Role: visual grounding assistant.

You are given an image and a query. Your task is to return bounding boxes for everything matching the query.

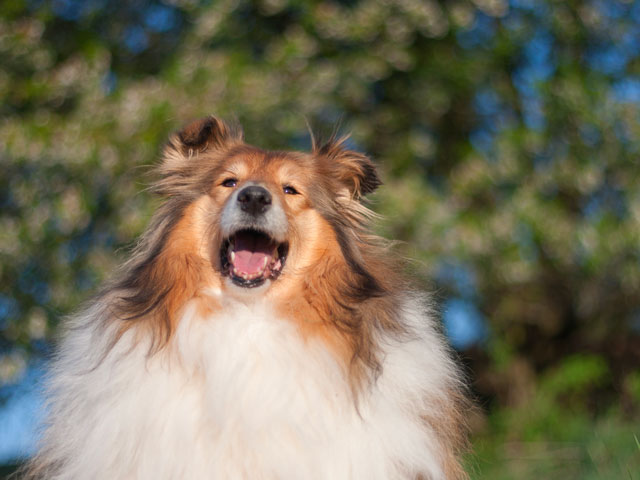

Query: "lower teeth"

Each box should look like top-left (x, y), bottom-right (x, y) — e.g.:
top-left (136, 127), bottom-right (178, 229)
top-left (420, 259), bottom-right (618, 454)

top-left (224, 240), bottom-right (284, 282)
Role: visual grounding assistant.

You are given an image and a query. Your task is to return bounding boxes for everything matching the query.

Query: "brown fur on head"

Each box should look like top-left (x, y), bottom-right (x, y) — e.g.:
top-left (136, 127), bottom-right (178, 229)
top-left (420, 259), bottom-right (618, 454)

top-left (105, 116), bottom-right (404, 385)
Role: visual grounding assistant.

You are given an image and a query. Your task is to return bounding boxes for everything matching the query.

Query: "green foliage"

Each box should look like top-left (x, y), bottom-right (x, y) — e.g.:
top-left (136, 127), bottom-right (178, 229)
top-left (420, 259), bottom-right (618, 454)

top-left (628, 372), bottom-right (640, 405)
top-left (543, 354), bottom-right (608, 398)
top-left (1, 0), bottom-right (639, 474)
top-left (470, 411), bottom-right (640, 480)
top-left (469, 356), bottom-right (637, 479)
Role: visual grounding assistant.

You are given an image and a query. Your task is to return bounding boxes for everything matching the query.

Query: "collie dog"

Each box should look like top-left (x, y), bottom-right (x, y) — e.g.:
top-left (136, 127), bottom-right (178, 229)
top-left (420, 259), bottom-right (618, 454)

top-left (27, 117), bottom-right (468, 479)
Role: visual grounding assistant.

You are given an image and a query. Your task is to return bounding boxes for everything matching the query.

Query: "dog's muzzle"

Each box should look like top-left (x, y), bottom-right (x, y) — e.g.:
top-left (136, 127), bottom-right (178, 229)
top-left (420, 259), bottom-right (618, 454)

top-left (219, 184), bottom-right (289, 288)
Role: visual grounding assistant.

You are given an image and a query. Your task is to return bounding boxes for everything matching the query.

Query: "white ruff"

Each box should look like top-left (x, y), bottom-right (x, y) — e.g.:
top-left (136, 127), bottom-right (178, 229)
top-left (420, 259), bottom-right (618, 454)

top-left (35, 294), bottom-right (459, 479)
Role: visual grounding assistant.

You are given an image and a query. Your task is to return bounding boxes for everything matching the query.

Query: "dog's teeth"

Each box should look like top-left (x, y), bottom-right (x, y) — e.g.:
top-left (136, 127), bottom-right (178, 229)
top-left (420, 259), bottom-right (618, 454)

top-left (230, 251), bottom-right (235, 262)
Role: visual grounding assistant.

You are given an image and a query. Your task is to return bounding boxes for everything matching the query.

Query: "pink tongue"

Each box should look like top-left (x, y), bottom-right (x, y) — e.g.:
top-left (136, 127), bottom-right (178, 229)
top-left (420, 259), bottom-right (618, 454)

top-left (233, 251), bottom-right (269, 275)
top-left (232, 232), bottom-right (274, 275)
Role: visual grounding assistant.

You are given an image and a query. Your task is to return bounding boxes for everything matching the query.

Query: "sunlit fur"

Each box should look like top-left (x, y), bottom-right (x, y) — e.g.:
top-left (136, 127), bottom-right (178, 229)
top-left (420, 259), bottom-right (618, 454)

top-left (25, 117), bottom-right (469, 479)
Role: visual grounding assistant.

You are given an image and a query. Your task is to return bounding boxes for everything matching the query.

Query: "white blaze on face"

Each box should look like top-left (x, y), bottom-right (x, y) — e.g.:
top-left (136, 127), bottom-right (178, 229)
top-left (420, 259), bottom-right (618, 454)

top-left (220, 184), bottom-right (288, 243)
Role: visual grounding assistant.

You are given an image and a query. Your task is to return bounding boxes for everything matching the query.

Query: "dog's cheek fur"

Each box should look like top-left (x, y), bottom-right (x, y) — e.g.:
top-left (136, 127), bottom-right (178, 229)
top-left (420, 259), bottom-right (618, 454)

top-left (108, 197), bottom-right (223, 353)
top-left (268, 199), bottom-right (397, 393)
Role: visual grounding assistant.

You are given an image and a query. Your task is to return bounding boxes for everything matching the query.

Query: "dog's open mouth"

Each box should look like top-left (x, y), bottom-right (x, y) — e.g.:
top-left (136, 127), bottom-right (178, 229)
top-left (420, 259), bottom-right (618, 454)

top-left (220, 229), bottom-right (288, 288)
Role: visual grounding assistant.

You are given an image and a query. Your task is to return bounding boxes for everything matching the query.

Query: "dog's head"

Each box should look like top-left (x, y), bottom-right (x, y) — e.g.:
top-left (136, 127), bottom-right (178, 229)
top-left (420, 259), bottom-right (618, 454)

top-left (153, 115), bottom-right (382, 298)
top-left (110, 115), bottom-right (403, 384)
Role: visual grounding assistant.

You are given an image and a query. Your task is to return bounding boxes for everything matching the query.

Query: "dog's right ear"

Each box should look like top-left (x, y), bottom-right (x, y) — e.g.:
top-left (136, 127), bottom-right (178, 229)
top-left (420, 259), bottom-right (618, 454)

top-left (177, 116), bottom-right (241, 154)
top-left (162, 116), bottom-right (243, 172)
top-left (313, 136), bottom-right (381, 199)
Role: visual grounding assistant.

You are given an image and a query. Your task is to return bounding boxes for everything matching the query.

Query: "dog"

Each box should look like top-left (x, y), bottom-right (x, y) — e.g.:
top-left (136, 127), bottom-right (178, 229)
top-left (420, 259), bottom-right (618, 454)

top-left (26, 116), bottom-right (468, 479)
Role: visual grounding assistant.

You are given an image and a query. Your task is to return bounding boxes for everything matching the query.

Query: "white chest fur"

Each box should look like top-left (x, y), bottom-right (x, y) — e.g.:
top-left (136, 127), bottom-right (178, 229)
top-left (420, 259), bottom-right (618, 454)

top-left (40, 297), bottom-right (454, 479)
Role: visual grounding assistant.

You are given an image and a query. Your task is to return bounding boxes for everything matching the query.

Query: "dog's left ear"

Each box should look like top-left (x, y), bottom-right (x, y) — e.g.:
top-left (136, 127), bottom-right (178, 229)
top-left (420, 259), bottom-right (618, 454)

top-left (314, 137), bottom-right (381, 198)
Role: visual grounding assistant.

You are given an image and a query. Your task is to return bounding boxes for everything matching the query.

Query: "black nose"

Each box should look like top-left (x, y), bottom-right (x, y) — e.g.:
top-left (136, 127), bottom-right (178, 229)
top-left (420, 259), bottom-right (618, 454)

top-left (237, 185), bottom-right (272, 215)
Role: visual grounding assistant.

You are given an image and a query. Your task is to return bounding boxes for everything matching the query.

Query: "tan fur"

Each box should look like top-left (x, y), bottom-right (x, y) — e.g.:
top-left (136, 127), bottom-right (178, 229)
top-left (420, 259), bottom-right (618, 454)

top-left (422, 389), bottom-right (471, 480)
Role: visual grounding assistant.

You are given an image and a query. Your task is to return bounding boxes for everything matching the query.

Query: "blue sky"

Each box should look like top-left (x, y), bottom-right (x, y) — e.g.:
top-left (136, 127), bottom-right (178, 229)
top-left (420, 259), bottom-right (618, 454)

top-left (0, 366), bottom-right (43, 463)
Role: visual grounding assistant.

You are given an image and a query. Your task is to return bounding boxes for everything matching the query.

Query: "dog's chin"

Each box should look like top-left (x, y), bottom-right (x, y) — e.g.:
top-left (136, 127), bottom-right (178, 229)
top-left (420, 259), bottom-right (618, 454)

top-left (219, 228), bottom-right (289, 291)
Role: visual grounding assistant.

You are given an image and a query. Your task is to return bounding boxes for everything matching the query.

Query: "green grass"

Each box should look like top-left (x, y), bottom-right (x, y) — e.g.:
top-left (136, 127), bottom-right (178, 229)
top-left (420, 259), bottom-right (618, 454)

top-left (467, 355), bottom-right (640, 479)
top-left (468, 399), bottom-right (640, 480)
top-left (468, 411), bottom-right (640, 479)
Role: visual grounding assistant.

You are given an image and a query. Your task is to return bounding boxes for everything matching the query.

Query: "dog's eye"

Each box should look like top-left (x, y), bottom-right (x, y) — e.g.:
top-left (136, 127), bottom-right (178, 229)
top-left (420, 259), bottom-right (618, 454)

top-left (283, 185), bottom-right (299, 195)
top-left (222, 178), bottom-right (238, 188)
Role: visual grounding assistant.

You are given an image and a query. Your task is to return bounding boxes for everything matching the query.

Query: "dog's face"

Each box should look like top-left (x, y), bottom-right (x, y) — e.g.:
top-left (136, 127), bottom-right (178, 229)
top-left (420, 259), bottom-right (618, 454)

top-left (111, 115), bottom-right (395, 381)
top-left (214, 149), bottom-right (320, 291)
top-left (157, 116), bottom-right (381, 299)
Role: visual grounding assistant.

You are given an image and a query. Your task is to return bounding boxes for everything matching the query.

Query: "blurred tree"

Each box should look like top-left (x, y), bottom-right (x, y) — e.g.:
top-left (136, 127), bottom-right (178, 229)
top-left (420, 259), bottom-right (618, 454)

top-left (1, 0), bottom-right (639, 472)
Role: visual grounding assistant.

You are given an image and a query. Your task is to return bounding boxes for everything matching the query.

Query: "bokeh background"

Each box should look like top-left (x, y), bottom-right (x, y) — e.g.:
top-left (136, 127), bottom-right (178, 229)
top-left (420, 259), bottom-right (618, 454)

top-left (1, 0), bottom-right (639, 477)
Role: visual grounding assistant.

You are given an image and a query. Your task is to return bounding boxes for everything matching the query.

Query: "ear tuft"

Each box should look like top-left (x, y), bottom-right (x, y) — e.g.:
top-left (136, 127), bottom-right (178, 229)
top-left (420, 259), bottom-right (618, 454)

top-left (175, 116), bottom-right (242, 155)
top-left (358, 159), bottom-right (382, 195)
top-left (158, 116), bottom-right (243, 189)
top-left (315, 136), bottom-right (382, 198)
